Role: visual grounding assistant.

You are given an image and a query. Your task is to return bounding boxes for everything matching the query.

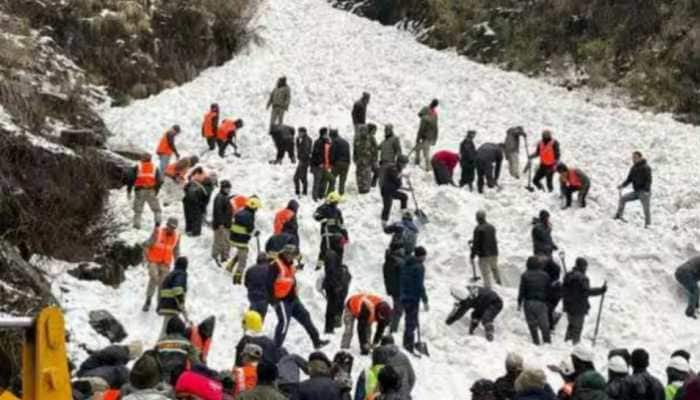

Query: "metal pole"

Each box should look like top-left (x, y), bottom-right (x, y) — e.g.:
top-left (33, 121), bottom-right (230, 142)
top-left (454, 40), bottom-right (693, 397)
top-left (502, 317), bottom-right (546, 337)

top-left (0, 317), bottom-right (34, 329)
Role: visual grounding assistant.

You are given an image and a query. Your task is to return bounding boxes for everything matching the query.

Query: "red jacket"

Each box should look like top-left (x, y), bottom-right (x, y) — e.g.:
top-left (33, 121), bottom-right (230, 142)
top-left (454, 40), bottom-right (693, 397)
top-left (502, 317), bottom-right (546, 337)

top-left (432, 150), bottom-right (459, 172)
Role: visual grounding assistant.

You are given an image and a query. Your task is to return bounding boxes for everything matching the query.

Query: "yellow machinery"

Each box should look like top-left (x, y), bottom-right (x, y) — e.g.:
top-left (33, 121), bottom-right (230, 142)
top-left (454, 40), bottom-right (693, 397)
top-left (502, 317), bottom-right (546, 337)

top-left (0, 307), bottom-right (71, 400)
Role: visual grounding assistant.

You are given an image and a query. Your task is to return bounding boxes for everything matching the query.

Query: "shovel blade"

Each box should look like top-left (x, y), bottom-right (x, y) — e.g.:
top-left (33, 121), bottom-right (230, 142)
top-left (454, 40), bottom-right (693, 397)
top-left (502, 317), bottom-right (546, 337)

top-left (416, 209), bottom-right (429, 224)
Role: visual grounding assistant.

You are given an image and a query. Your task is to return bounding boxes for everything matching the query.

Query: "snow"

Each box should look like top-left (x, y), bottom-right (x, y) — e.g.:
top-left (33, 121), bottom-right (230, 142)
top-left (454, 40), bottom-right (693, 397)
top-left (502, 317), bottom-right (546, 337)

top-left (49, 0), bottom-right (700, 397)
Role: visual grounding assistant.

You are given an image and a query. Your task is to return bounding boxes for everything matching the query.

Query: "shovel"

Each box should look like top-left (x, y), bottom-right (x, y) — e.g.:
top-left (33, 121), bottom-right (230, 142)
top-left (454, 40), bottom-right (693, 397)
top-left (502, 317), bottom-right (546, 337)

top-left (558, 250), bottom-right (568, 274)
top-left (467, 240), bottom-right (481, 282)
top-left (415, 321), bottom-right (430, 357)
top-left (592, 280), bottom-right (607, 347)
top-left (523, 135), bottom-right (535, 192)
top-left (406, 177), bottom-right (429, 224)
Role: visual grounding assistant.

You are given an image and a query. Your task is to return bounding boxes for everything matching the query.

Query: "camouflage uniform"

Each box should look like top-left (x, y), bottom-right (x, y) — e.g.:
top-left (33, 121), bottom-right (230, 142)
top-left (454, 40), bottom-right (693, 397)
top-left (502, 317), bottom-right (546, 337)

top-left (353, 124), bottom-right (379, 194)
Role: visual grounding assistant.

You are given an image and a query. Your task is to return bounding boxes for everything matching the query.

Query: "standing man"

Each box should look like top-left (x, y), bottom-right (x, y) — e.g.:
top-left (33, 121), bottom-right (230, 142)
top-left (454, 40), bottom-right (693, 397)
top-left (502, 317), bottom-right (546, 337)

top-left (400, 246), bottom-right (429, 354)
top-left (383, 211), bottom-right (419, 332)
top-left (415, 99), bottom-right (439, 171)
top-left (532, 210), bottom-right (558, 257)
top-left (340, 293), bottom-right (392, 354)
top-left (266, 76), bottom-right (290, 129)
top-left (268, 244), bottom-right (329, 349)
top-left (674, 255), bottom-right (700, 318)
top-left (562, 257), bottom-right (607, 344)
top-left (322, 250), bottom-right (351, 334)
top-left (352, 92), bottom-right (370, 135)
top-left (155, 124), bottom-right (181, 172)
top-left (504, 126), bottom-right (526, 179)
top-left (528, 129), bottom-right (560, 192)
top-left (353, 124), bottom-right (379, 194)
top-left (294, 127), bottom-right (312, 196)
top-left (216, 118), bottom-right (244, 158)
top-left (459, 130), bottom-right (477, 190)
top-left (313, 192), bottom-right (349, 268)
top-left (557, 163), bottom-right (591, 209)
top-left (211, 180), bottom-right (233, 264)
top-left (431, 149), bottom-right (460, 186)
top-left (126, 153), bottom-right (163, 229)
top-left (142, 217), bottom-right (180, 312)
top-left (330, 129), bottom-right (351, 196)
top-left (380, 155), bottom-right (409, 225)
top-left (201, 103), bottom-right (219, 151)
top-left (228, 197), bottom-right (261, 284)
top-left (518, 256), bottom-right (552, 345)
top-left (311, 128), bottom-right (331, 201)
top-left (182, 172), bottom-right (214, 237)
top-left (157, 256), bottom-right (188, 337)
top-left (475, 142), bottom-right (504, 193)
top-left (245, 255), bottom-right (273, 320)
top-left (374, 124), bottom-right (402, 188)
top-left (615, 151), bottom-right (652, 228)
top-left (470, 210), bottom-right (501, 288)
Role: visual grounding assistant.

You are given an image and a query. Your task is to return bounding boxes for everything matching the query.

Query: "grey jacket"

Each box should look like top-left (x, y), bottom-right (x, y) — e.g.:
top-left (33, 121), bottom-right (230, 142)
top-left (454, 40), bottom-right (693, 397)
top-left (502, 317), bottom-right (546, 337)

top-left (374, 344), bottom-right (415, 398)
top-left (269, 86), bottom-right (291, 110)
top-left (379, 134), bottom-right (402, 164)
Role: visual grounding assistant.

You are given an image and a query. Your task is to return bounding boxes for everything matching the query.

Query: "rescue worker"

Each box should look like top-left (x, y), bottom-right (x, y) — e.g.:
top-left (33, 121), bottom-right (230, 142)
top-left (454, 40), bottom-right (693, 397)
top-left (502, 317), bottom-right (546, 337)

top-left (267, 76), bottom-right (291, 128)
top-left (182, 168), bottom-right (214, 237)
top-left (562, 257), bottom-right (606, 344)
top-left (400, 246), bottom-right (429, 354)
top-left (665, 356), bottom-right (691, 400)
top-left (228, 197), bottom-right (261, 284)
top-left (268, 244), bottom-right (329, 349)
top-left (518, 256), bottom-right (552, 345)
top-left (232, 343), bottom-right (262, 396)
top-left (354, 347), bottom-right (389, 400)
top-left (352, 92), bottom-right (370, 135)
top-left (606, 355), bottom-right (631, 400)
top-left (126, 153), bottom-right (163, 229)
top-left (157, 256), bottom-right (188, 338)
top-left (313, 192), bottom-right (349, 268)
top-left (615, 151), bottom-right (652, 228)
top-left (164, 155), bottom-right (199, 184)
top-left (675, 255), bottom-right (700, 318)
top-left (237, 363), bottom-right (287, 400)
top-left (341, 293), bottom-right (392, 355)
top-left (330, 129), bottom-right (351, 196)
top-left (296, 352), bottom-right (342, 400)
top-left (476, 142), bottom-right (504, 193)
top-left (532, 210), bottom-right (558, 257)
top-left (628, 348), bottom-right (665, 400)
top-left (235, 310), bottom-right (280, 367)
top-left (527, 129), bottom-right (560, 192)
top-left (216, 118), bottom-right (244, 158)
top-left (323, 250), bottom-right (352, 334)
top-left (273, 199), bottom-right (300, 248)
top-left (495, 353), bottom-right (524, 400)
top-left (155, 124), bottom-right (181, 172)
top-left (201, 103), bottom-right (219, 151)
top-left (470, 210), bottom-right (501, 288)
top-left (504, 126), bottom-right (526, 179)
top-left (185, 316), bottom-right (215, 364)
top-left (294, 127), bottom-right (312, 196)
top-left (155, 316), bottom-right (199, 385)
top-left (551, 358), bottom-right (576, 400)
top-left (445, 285), bottom-right (503, 342)
top-left (211, 180), bottom-right (232, 264)
top-left (375, 336), bottom-right (416, 399)
top-left (353, 124), bottom-right (379, 194)
top-left (557, 163), bottom-right (591, 209)
top-left (311, 128), bottom-right (331, 201)
top-left (459, 130), bottom-right (477, 190)
top-left (374, 124), bottom-right (402, 188)
top-left (265, 232), bottom-right (298, 261)
top-left (431, 150), bottom-right (459, 186)
top-left (142, 217), bottom-right (180, 312)
top-left (415, 99), bottom-right (439, 171)
top-left (269, 124), bottom-right (295, 164)
top-left (383, 211), bottom-right (418, 332)
top-left (245, 255), bottom-right (273, 319)
top-left (380, 155), bottom-right (409, 224)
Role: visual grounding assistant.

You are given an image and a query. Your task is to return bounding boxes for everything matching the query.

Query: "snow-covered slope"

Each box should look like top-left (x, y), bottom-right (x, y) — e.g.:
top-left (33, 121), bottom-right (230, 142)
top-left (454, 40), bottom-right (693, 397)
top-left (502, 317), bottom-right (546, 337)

top-left (54, 0), bottom-right (700, 397)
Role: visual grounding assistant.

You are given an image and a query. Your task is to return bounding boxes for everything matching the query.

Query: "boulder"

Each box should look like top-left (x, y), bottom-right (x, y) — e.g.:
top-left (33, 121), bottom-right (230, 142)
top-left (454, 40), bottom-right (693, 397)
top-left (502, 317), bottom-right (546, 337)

top-left (88, 310), bottom-right (127, 343)
top-left (60, 129), bottom-right (106, 148)
top-left (109, 144), bottom-right (150, 161)
top-left (68, 262), bottom-right (125, 287)
top-left (100, 240), bottom-right (144, 268)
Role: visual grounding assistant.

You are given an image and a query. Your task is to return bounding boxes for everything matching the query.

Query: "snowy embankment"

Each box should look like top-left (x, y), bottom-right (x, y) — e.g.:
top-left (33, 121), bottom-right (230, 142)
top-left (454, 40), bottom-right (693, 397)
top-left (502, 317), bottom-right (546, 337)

top-left (51, 0), bottom-right (700, 397)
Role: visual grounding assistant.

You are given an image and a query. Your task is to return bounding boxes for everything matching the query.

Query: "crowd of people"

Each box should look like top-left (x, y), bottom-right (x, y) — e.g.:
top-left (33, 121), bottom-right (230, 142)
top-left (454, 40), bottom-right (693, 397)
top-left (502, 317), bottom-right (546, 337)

top-left (93, 76), bottom-right (700, 400)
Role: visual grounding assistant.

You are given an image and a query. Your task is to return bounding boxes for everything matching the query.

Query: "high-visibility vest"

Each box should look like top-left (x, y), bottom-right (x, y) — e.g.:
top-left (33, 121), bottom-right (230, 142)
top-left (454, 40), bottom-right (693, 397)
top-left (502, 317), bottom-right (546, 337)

top-left (188, 329), bottom-right (211, 363)
top-left (146, 228), bottom-right (179, 265)
top-left (567, 169), bottom-right (582, 188)
top-left (273, 258), bottom-right (295, 300)
top-left (346, 294), bottom-right (384, 323)
top-left (273, 209), bottom-right (294, 235)
top-left (134, 160), bottom-right (157, 188)
top-left (101, 389), bottom-right (120, 400)
top-left (364, 364), bottom-right (384, 400)
top-left (539, 140), bottom-right (556, 166)
top-left (202, 111), bottom-right (218, 138)
top-left (217, 119), bottom-right (236, 141)
top-left (156, 131), bottom-right (174, 156)
top-left (230, 195), bottom-right (248, 214)
top-left (232, 364), bottom-right (258, 396)
top-left (323, 142), bottom-right (332, 170)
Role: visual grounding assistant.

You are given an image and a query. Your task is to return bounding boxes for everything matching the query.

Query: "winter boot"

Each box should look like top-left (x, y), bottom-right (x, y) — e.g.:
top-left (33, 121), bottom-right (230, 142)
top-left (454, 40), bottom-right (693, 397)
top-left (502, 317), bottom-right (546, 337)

top-left (686, 306), bottom-right (697, 319)
top-left (314, 339), bottom-right (330, 350)
top-left (468, 319), bottom-right (479, 335)
top-left (484, 323), bottom-right (495, 342)
top-left (142, 299), bottom-right (150, 312)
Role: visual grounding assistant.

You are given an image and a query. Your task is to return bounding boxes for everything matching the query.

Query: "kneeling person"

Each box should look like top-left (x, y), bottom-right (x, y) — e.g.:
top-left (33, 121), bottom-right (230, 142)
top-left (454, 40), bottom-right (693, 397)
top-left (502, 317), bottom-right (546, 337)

top-left (341, 293), bottom-right (392, 355)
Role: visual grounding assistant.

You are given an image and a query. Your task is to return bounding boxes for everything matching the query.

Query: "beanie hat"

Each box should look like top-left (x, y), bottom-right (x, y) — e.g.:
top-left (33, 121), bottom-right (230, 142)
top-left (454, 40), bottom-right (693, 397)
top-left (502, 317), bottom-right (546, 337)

top-left (130, 352), bottom-right (161, 390)
top-left (242, 310), bottom-right (263, 333)
top-left (575, 257), bottom-right (588, 269)
top-left (287, 199), bottom-right (299, 212)
top-left (309, 351), bottom-right (332, 367)
top-left (166, 217), bottom-right (178, 228)
top-left (376, 301), bottom-right (393, 321)
top-left (127, 340), bottom-right (143, 360)
top-left (414, 246), bottom-right (427, 258)
top-left (539, 210), bottom-right (550, 221)
top-left (572, 345), bottom-right (595, 363)
top-left (672, 350), bottom-right (691, 362)
top-left (378, 365), bottom-right (401, 391)
top-left (506, 352), bottom-right (524, 372)
top-left (631, 349), bottom-right (650, 370)
top-left (166, 316), bottom-right (186, 336)
top-left (175, 256), bottom-right (188, 270)
top-left (380, 335), bottom-right (395, 346)
top-left (257, 362), bottom-right (278, 384)
top-left (515, 368), bottom-right (547, 393)
top-left (669, 356), bottom-right (691, 373)
top-left (608, 356), bottom-right (629, 374)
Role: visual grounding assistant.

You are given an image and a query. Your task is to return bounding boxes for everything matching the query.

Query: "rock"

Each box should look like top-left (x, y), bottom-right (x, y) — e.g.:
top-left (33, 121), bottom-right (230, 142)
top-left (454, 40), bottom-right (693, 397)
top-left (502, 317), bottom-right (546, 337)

top-left (88, 310), bottom-right (127, 343)
top-left (129, 83), bottom-right (149, 99)
top-left (60, 129), bottom-right (106, 148)
top-left (100, 240), bottom-right (143, 268)
top-left (109, 144), bottom-right (150, 161)
top-left (68, 262), bottom-right (125, 287)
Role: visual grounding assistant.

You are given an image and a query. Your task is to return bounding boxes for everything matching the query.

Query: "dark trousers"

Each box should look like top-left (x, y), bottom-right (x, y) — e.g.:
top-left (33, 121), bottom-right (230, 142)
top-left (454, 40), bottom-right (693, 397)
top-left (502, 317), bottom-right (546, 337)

top-left (431, 159), bottom-right (453, 185)
top-left (217, 138), bottom-right (237, 158)
top-left (533, 164), bottom-right (555, 191)
top-left (273, 297), bottom-right (321, 348)
top-left (476, 160), bottom-right (497, 193)
top-left (183, 201), bottom-right (203, 236)
top-left (333, 161), bottom-right (350, 195)
top-left (294, 161), bottom-right (309, 195)
top-left (311, 166), bottom-right (323, 201)
top-left (676, 269), bottom-right (699, 315)
top-left (524, 300), bottom-right (551, 345)
top-left (325, 289), bottom-right (344, 334)
top-left (249, 298), bottom-right (269, 321)
top-left (275, 139), bottom-right (295, 163)
top-left (460, 161), bottom-right (475, 188)
top-left (390, 295), bottom-right (404, 333)
top-left (402, 301), bottom-right (419, 350)
top-left (564, 313), bottom-right (585, 344)
top-left (205, 137), bottom-right (216, 150)
top-left (381, 191), bottom-right (408, 221)
top-left (318, 235), bottom-right (344, 268)
top-left (562, 185), bottom-right (590, 207)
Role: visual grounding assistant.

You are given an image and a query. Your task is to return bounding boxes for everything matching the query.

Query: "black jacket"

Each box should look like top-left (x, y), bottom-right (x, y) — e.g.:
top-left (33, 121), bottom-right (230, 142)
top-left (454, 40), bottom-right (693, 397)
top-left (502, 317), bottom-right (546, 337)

top-left (532, 220), bottom-right (556, 256)
top-left (448, 287), bottom-right (503, 323)
top-left (471, 222), bottom-right (498, 258)
top-left (323, 250), bottom-right (351, 297)
top-left (157, 263), bottom-right (188, 315)
top-left (297, 134), bottom-right (313, 164)
top-left (622, 159), bottom-right (652, 192)
top-left (265, 232), bottom-right (299, 256)
top-left (183, 180), bottom-right (210, 215)
top-left (352, 99), bottom-right (367, 125)
top-left (676, 256), bottom-right (700, 282)
top-left (244, 261), bottom-right (271, 303)
top-left (295, 375), bottom-right (343, 400)
top-left (77, 345), bottom-right (131, 388)
top-left (212, 191), bottom-right (232, 229)
top-left (331, 137), bottom-right (351, 164)
top-left (313, 203), bottom-right (348, 239)
top-left (459, 138), bottom-right (477, 165)
top-left (380, 164), bottom-right (403, 196)
top-left (562, 267), bottom-right (605, 315)
top-left (235, 333), bottom-right (282, 367)
top-left (230, 207), bottom-right (256, 244)
top-left (518, 264), bottom-right (552, 306)
top-left (494, 371), bottom-right (519, 400)
top-left (311, 137), bottom-right (329, 167)
top-left (627, 371), bottom-right (665, 400)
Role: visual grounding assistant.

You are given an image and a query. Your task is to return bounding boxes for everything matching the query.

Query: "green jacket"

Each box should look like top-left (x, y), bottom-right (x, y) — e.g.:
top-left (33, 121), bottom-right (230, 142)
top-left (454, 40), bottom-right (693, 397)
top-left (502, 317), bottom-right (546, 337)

top-left (416, 106), bottom-right (438, 144)
top-left (353, 126), bottom-right (378, 164)
top-left (237, 384), bottom-right (288, 400)
top-left (572, 370), bottom-right (608, 400)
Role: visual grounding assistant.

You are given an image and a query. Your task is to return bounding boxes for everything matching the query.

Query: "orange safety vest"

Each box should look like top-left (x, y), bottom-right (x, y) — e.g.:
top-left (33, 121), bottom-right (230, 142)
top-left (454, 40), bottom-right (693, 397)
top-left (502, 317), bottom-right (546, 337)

top-left (134, 160), bottom-right (157, 188)
top-left (202, 111), bottom-right (218, 138)
top-left (156, 131), bottom-right (174, 156)
top-left (101, 389), bottom-right (120, 400)
top-left (538, 140), bottom-right (556, 166)
top-left (189, 329), bottom-right (212, 363)
top-left (346, 294), bottom-right (384, 323)
top-left (146, 228), bottom-right (179, 265)
top-left (273, 209), bottom-right (295, 235)
top-left (323, 142), bottom-right (332, 170)
top-left (273, 259), bottom-right (296, 300)
top-left (566, 169), bottom-right (582, 189)
top-left (233, 364), bottom-right (258, 396)
top-left (217, 119), bottom-right (236, 141)
top-left (230, 195), bottom-right (248, 214)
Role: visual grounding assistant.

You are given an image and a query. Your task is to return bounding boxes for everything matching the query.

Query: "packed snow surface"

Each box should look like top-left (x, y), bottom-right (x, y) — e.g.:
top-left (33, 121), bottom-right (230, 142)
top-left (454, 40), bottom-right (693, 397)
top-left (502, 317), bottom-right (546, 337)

top-left (53, 0), bottom-right (700, 397)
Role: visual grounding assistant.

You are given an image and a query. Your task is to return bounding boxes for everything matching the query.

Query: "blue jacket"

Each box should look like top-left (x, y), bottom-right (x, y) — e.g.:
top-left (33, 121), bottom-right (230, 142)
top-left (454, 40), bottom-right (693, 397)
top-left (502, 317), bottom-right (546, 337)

top-left (514, 388), bottom-right (557, 400)
top-left (230, 207), bottom-right (256, 246)
top-left (245, 261), bottom-right (272, 303)
top-left (400, 256), bottom-right (427, 304)
top-left (157, 264), bottom-right (187, 315)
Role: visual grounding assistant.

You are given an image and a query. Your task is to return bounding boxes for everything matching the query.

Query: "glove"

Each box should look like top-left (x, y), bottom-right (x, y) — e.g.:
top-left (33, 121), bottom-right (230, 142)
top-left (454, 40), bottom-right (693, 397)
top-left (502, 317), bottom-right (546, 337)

top-left (617, 184), bottom-right (623, 190)
top-left (297, 262), bottom-right (305, 270)
top-left (233, 270), bottom-right (243, 285)
top-left (423, 301), bottom-right (430, 312)
top-left (253, 230), bottom-right (261, 237)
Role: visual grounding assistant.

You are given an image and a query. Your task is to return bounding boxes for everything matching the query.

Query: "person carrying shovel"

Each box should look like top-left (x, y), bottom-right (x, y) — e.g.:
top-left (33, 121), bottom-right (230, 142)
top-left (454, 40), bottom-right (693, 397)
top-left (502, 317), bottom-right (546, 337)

top-left (561, 257), bottom-right (607, 345)
top-left (470, 210), bottom-right (501, 288)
